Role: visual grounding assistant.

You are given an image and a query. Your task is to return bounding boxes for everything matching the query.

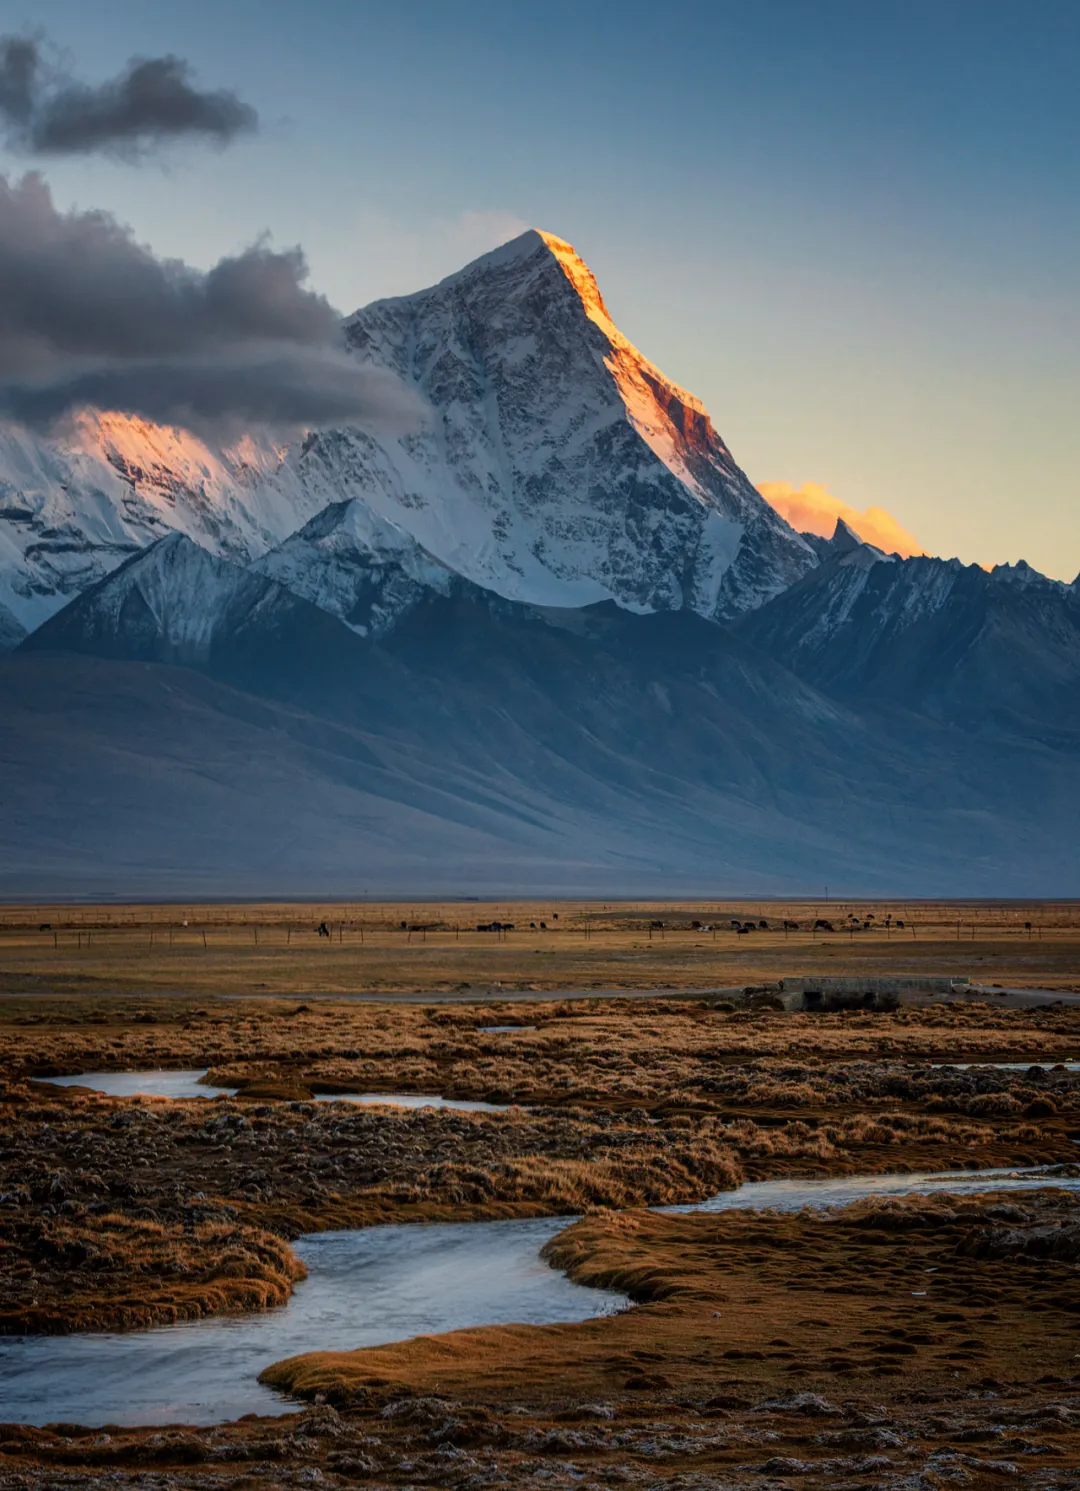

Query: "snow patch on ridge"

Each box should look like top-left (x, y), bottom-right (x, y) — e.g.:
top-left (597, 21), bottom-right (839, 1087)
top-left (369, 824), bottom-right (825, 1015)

top-left (46, 532), bottom-right (268, 663)
top-left (254, 499), bottom-right (462, 636)
top-left (0, 413), bottom-right (326, 632)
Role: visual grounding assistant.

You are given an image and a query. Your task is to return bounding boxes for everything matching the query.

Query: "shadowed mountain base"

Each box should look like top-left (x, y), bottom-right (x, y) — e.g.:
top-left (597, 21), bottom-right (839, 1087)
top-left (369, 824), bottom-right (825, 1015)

top-left (4, 537), bottom-right (1080, 895)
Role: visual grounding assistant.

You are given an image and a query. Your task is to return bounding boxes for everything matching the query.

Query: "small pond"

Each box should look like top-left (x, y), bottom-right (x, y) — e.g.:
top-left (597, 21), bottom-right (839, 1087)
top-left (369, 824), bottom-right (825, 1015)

top-left (40, 1071), bottom-right (507, 1112)
top-left (929, 1061), bottom-right (1080, 1072)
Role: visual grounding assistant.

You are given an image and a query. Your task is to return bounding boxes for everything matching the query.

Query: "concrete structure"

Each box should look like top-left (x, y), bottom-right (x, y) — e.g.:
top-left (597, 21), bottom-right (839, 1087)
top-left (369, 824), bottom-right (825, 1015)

top-left (773, 975), bottom-right (979, 1012)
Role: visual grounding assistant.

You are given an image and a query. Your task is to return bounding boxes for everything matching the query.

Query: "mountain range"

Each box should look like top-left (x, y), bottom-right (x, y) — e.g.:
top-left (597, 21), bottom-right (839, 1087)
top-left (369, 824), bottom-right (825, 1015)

top-left (1, 229), bottom-right (1076, 897)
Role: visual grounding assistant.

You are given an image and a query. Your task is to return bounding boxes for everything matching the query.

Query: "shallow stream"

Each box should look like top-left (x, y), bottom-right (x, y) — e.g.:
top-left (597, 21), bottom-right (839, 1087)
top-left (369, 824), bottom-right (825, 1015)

top-left (0, 1216), bottom-right (622, 1427)
top-left (8, 1070), bottom-right (1080, 1429)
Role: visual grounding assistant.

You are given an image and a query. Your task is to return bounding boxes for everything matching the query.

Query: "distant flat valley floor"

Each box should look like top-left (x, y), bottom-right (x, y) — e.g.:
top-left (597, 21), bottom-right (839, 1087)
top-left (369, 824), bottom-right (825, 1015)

top-left (1, 897), bottom-right (1079, 999)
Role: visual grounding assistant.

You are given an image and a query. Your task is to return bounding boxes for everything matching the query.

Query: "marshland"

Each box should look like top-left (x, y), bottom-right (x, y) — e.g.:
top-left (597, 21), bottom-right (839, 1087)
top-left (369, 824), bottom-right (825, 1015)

top-left (4, 900), bottom-right (1080, 1488)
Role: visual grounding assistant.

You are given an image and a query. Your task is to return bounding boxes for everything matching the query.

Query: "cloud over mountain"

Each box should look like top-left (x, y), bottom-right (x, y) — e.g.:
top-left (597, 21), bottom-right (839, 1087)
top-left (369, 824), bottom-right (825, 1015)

top-left (0, 173), bottom-right (422, 439)
top-left (757, 480), bottom-right (924, 557)
top-left (0, 33), bottom-right (257, 158)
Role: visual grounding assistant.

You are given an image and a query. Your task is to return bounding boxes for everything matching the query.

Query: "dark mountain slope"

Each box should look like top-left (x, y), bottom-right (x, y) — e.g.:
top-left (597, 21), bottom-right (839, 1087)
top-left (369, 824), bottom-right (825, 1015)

top-left (9, 537), bottom-right (1080, 896)
top-left (738, 550), bottom-right (1080, 747)
top-left (0, 601), bottom-right (25, 650)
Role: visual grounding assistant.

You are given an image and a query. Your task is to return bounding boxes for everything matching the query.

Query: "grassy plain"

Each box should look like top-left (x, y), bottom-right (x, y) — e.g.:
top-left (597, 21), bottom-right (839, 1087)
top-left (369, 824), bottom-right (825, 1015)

top-left (1, 896), bottom-right (1079, 996)
top-left (4, 991), bottom-right (1080, 1331)
top-left (4, 905), bottom-right (1080, 1486)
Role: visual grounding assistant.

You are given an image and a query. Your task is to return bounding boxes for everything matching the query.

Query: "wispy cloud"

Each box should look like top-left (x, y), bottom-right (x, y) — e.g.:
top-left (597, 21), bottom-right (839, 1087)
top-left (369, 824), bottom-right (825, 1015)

top-left (440, 209), bottom-right (532, 264)
top-left (331, 207), bottom-right (531, 307)
top-left (758, 480), bottom-right (925, 558)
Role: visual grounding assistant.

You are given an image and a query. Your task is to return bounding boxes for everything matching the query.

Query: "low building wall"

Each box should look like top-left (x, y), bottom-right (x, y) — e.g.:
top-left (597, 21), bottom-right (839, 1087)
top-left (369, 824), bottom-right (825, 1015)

top-left (733, 975), bottom-right (988, 1012)
top-left (780, 975), bottom-right (974, 997)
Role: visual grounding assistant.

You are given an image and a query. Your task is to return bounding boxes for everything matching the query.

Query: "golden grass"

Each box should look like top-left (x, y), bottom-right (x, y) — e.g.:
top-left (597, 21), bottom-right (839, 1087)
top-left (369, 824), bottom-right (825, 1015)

top-left (3, 991), bottom-right (1080, 1335)
top-left (5, 987), bottom-right (1080, 1481)
top-left (1, 896), bottom-right (1078, 996)
top-left (0, 1208), bottom-right (303, 1334)
top-left (5, 992), bottom-right (1080, 1111)
top-left (262, 1184), bottom-right (1080, 1411)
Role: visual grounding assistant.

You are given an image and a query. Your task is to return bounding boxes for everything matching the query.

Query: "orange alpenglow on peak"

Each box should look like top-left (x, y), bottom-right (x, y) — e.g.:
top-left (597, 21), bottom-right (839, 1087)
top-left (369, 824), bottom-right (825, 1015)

top-left (475, 229), bottom-right (714, 424)
top-left (757, 480), bottom-right (925, 558)
top-left (72, 409), bottom-right (285, 473)
top-left (533, 229), bottom-right (615, 326)
top-left (519, 229), bottom-right (723, 480)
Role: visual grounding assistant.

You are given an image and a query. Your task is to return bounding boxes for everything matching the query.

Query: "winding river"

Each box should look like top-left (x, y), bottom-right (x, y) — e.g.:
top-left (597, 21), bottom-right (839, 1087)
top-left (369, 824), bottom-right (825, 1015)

top-left (0, 1216), bottom-right (621, 1427)
top-left (6, 1070), bottom-right (1079, 1428)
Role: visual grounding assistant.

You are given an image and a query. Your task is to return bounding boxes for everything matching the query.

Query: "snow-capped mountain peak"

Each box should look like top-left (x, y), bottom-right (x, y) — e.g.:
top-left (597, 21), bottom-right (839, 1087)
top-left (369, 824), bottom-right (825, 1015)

top-left (20, 531), bottom-right (273, 665)
top-left (0, 227), bottom-right (816, 640)
top-left (0, 410), bottom-right (327, 635)
top-left (991, 558), bottom-right (1066, 590)
top-left (533, 230), bottom-right (722, 492)
top-left (325, 227), bottom-right (815, 620)
top-left (830, 517), bottom-right (869, 556)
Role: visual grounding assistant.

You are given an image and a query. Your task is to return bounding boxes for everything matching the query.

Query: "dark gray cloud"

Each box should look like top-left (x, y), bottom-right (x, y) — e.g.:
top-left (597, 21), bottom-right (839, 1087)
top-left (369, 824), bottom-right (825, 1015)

top-left (0, 348), bottom-right (421, 444)
top-left (0, 173), bottom-right (423, 438)
top-left (0, 34), bottom-right (257, 157)
top-left (0, 36), bottom-right (35, 129)
top-left (0, 174), bottom-right (338, 374)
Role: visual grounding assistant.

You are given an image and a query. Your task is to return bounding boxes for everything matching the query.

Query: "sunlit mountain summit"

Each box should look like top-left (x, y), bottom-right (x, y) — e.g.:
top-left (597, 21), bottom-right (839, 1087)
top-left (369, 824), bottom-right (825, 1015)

top-left (0, 229), bottom-right (816, 640)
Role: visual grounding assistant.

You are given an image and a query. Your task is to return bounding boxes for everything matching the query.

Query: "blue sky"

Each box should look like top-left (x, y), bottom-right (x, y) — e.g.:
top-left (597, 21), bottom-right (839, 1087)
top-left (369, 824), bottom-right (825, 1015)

top-left (4, 0), bottom-right (1079, 577)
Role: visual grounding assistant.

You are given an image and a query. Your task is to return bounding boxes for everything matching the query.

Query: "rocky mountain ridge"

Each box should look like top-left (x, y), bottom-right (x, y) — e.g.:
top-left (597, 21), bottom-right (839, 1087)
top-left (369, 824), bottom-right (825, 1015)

top-left (20, 531), bottom-right (344, 668)
top-left (334, 230), bottom-right (816, 618)
top-left (0, 411), bottom-right (328, 635)
top-left (1, 227), bottom-right (1076, 894)
top-left (738, 539), bottom-right (1080, 745)
top-left (250, 500), bottom-right (461, 637)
